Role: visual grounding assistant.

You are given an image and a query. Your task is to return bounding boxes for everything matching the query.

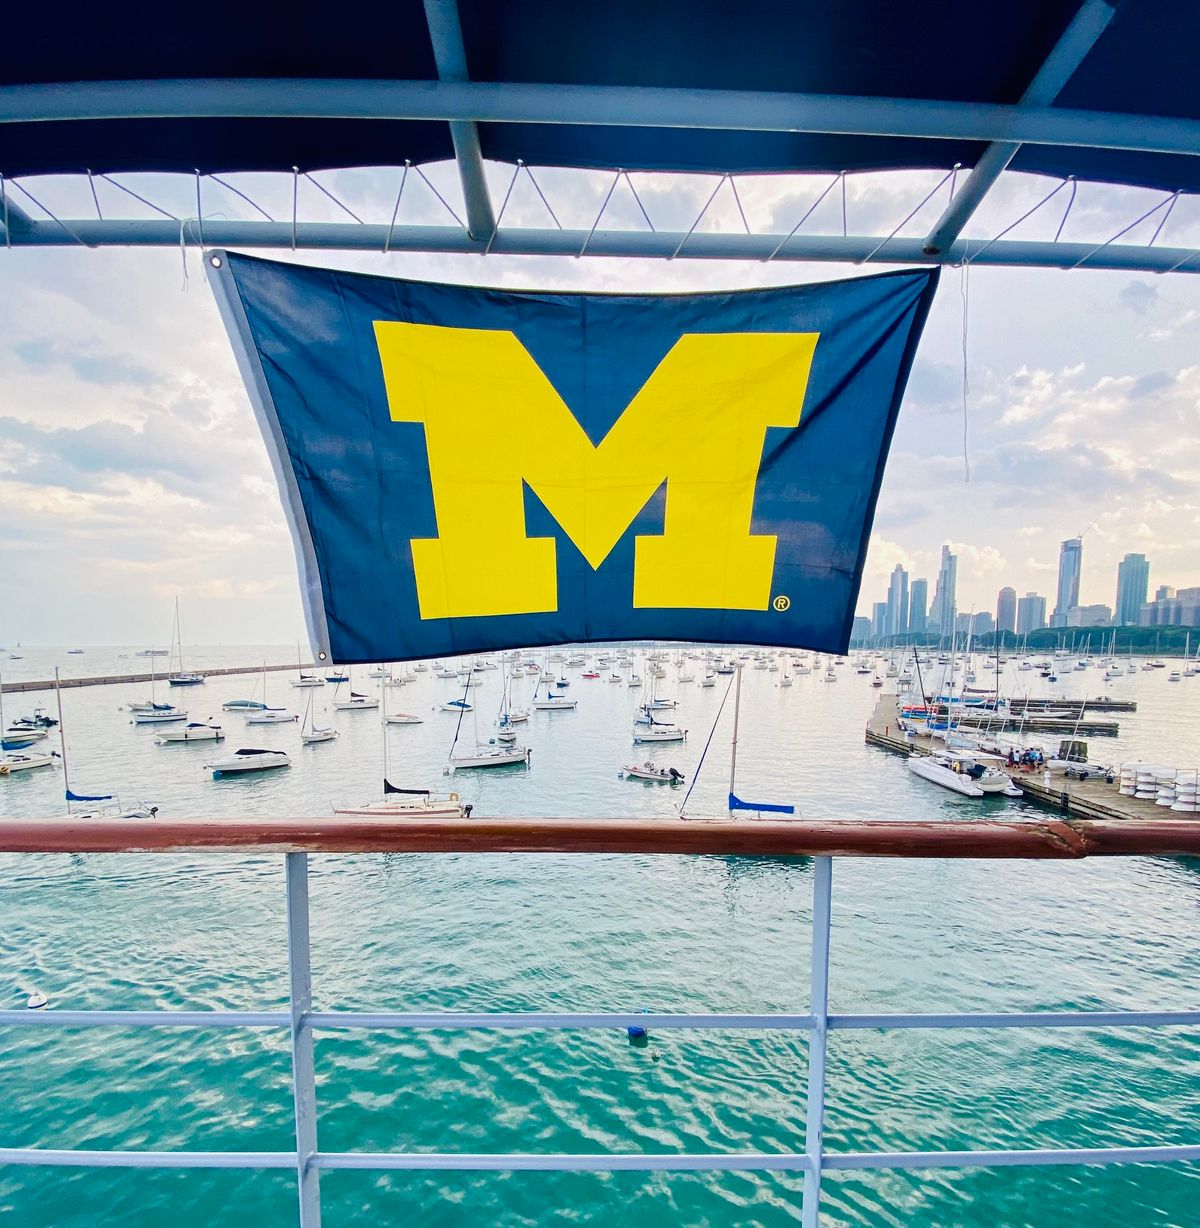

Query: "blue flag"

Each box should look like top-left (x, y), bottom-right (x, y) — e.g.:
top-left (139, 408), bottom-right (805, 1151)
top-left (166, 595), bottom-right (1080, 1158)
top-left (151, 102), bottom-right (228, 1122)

top-left (209, 253), bottom-right (937, 664)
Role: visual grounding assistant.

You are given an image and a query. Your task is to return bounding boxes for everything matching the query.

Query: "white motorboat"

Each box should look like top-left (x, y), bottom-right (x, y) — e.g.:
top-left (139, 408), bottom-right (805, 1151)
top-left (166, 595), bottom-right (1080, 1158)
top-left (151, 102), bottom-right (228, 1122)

top-left (132, 705), bottom-right (188, 725)
top-left (448, 743), bottom-right (531, 770)
top-left (208, 748), bottom-right (290, 776)
top-left (156, 722), bottom-right (223, 743)
top-left (386, 712), bottom-right (424, 725)
top-left (0, 751), bottom-right (55, 774)
top-left (222, 698), bottom-right (268, 711)
top-left (908, 752), bottom-right (1021, 797)
top-left (2, 727), bottom-right (47, 749)
top-left (245, 709), bottom-right (297, 724)
top-left (441, 698), bottom-right (473, 713)
top-left (622, 762), bottom-right (685, 783)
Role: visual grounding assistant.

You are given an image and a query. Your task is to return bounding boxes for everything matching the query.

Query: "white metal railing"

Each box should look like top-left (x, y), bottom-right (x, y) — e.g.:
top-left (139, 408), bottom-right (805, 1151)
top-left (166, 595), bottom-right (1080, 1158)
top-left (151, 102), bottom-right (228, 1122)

top-left (2, 852), bottom-right (1199, 1226)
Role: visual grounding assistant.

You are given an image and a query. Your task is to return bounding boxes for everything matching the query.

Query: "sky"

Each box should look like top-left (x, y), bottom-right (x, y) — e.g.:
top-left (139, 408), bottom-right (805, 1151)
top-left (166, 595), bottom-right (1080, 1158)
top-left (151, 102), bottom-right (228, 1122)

top-left (1, 163), bottom-right (1198, 646)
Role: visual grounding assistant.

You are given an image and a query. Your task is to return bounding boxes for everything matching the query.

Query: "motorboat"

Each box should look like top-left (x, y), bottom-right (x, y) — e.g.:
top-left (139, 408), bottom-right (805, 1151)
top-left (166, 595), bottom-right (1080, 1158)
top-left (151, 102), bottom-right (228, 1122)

top-left (2, 728), bottom-right (47, 750)
top-left (448, 743), bottom-right (532, 770)
top-left (131, 704), bottom-right (188, 725)
top-left (0, 751), bottom-right (56, 774)
top-left (441, 698), bottom-right (473, 713)
top-left (386, 712), bottom-right (424, 724)
top-left (155, 722), bottom-right (223, 743)
top-left (245, 708), bottom-right (298, 724)
top-left (223, 698), bottom-right (268, 711)
top-left (167, 672), bottom-right (205, 687)
top-left (622, 762), bottom-right (685, 783)
top-left (207, 748), bottom-right (290, 776)
top-left (908, 752), bottom-right (1021, 797)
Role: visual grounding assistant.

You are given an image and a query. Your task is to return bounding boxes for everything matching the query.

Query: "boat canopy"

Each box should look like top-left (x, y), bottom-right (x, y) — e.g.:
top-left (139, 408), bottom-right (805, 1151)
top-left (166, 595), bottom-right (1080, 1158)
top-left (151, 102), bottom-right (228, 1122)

top-left (2, 1), bottom-right (1198, 273)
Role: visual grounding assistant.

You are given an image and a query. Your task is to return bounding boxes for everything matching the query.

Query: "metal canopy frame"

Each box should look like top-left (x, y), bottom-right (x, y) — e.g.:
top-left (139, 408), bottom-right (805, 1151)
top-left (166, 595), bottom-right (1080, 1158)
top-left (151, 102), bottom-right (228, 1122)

top-left (1, 0), bottom-right (1199, 272)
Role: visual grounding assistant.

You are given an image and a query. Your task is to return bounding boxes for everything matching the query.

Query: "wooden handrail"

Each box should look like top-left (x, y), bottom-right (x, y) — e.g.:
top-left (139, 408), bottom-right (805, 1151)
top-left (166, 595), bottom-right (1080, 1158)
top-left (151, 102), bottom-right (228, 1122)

top-left (2, 816), bottom-right (1200, 857)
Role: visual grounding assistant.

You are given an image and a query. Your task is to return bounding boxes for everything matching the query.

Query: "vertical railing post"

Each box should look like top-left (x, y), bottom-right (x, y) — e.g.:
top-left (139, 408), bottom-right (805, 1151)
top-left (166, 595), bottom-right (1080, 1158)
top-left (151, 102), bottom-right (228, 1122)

top-left (802, 856), bottom-right (832, 1228)
top-left (286, 852), bottom-right (321, 1227)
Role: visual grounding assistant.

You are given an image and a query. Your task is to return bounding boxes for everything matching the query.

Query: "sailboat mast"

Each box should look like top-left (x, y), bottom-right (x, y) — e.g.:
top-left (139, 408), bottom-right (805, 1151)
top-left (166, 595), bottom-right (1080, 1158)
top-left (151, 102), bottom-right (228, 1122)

top-left (728, 662), bottom-right (743, 811)
top-left (55, 666), bottom-right (70, 798)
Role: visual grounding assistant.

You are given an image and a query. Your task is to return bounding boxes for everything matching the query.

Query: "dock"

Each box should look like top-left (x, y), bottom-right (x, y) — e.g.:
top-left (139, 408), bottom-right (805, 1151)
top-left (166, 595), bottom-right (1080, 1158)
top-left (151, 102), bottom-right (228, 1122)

top-left (1, 662), bottom-right (317, 695)
top-left (940, 710), bottom-right (1119, 736)
top-left (1008, 697), bottom-right (1137, 714)
top-left (865, 695), bottom-right (1165, 823)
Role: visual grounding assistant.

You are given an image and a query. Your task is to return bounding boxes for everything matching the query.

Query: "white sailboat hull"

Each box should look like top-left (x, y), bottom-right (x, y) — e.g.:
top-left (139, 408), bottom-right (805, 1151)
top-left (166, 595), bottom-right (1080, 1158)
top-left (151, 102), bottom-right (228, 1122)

top-left (132, 709), bottom-right (188, 724)
top-left (245, 711), bottom-right (298, 724)
top-left (633, 727), bottom-right (687, 743)
top-left (155, 724), bottom-right (223, 742)
top-left (333, 795), bottom-right (466, 818)
top-left (301, 729), bottom-right (338, 744)
top-left (449, 746), bottom-right (531, 769)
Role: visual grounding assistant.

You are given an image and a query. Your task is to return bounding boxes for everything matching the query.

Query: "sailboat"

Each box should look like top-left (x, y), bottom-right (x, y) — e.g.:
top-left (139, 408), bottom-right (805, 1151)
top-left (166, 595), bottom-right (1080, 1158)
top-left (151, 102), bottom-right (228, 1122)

top-left (532, 678), bottom-right (577, 710)
top-left (331, 671), bottom-right (379, 710)
top-left (56, 669), bottom-right (157, 816)
top-left (130, 644), bottom-right (187, 723)
top-left (166, 597), bottom-right (204, 686)
top-left (0, 668), bottom-right (55, 773)
top-left (448, 671), bottom-right (531, 769)
top-left (291, 642), bottom-right (324, 688)
top-left (300, 688), bottom-right (338, 744)
top-left (245, 664), bottom-right (297, 723)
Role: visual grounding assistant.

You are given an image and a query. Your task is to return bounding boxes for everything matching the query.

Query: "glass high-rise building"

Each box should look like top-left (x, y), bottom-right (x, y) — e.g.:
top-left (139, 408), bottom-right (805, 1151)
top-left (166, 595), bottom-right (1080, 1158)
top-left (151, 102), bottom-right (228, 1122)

top-left (1017, 591), bottom-right (1047, 635)
top-left (886, 564), bottom-right (909, 637)
top-left (928, 545), bottom-right (958, 636)
top-left (996, 586), bottom-right (1017, 636)
top-left (1052, 537), bottom-right (1082, 627)
top-left (909, 578), bottom-right (928, 634)
top-left (1115, 553), bottom-right (1150, 626)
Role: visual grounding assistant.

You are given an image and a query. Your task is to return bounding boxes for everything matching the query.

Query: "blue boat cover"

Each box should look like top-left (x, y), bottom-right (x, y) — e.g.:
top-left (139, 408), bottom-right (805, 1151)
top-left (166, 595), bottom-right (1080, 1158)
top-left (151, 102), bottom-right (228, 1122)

top-left (1, 1), bottom-right (1197, 191)
top-left (66, 789), bottom-right (113, 802)
top-left (210, 252), bottom-right (937, 661)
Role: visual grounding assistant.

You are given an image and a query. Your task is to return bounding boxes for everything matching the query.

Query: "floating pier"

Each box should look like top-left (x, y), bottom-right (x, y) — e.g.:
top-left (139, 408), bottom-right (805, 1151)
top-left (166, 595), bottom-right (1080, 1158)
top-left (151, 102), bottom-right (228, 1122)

top-left (1009, 697), bottom-right (1137, 714)
top-left (865, 695), bottom-right (1164, 824)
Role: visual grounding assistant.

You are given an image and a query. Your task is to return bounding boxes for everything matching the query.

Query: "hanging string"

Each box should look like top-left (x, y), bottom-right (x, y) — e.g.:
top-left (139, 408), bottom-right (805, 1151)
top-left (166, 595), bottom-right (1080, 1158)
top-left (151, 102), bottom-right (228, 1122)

top-left (677, 671), bottom-right (736, 818)
top-left (959, 251), bottom-right (972, 483)
top-left (858, 165), bottom-right (959, 265)
top-left (384, 162), bottom-right (410, 253)
top-left (484, 161), bottom-right (522, 256)
top-left (765, 173), bottom-right (842, 263)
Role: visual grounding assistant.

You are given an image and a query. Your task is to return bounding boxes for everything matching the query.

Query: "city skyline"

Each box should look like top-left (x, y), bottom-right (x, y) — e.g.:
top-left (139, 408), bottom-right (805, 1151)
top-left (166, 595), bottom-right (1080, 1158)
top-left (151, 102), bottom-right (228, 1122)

top-left (862, 536), bottom-right (1199, 641)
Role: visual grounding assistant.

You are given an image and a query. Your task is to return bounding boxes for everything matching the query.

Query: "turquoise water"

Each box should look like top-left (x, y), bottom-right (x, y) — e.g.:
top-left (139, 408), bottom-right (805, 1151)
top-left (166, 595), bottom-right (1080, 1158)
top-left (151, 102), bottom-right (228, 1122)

top-left (2, 647), bottom-right (1200, 1226)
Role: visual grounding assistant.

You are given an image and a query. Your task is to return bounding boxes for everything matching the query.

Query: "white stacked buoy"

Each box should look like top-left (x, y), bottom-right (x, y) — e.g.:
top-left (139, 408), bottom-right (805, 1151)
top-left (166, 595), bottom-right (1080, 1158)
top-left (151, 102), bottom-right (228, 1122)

top-left (1172, 770), bottom-right (1200, 813)
top-left (1119, 762), bottom-right (1141, 797)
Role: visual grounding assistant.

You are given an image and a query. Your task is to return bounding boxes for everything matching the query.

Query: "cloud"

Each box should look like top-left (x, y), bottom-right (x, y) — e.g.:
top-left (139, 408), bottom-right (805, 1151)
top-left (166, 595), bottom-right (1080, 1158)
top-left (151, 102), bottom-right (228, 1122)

top-left (1118, 281), bottom-right (1158, 316)
top-left (1128, 370), bottom-right (1176, 399)
top-left (12, 337), bottom-right (157, 387)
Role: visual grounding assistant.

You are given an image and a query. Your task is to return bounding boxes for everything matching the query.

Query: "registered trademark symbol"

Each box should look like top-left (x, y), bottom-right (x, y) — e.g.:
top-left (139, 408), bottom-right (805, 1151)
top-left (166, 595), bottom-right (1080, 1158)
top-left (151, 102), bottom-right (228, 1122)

top-left (773, 595), bottom-right (791, 612)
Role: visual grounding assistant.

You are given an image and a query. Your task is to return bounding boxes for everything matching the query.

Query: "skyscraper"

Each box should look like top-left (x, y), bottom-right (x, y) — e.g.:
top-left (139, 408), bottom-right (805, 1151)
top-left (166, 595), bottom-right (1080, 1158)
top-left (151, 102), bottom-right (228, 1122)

top-left (1114, 553), bottom-right (1150, 626)
top-left (996, 586), bottom-right (1017, 636)
top-left (1052, 537), bottom-right (1082, 627)
top-left (928, 545), bottom-right (958, 637)
top-left (886, 564), bottom-right (909, 637)
top-left (1017, 591), bottom-right (1047, 635)
top-left (871, 601), bottom-right (888, 642)
top-left (909, 578), bottom-right (928, 635)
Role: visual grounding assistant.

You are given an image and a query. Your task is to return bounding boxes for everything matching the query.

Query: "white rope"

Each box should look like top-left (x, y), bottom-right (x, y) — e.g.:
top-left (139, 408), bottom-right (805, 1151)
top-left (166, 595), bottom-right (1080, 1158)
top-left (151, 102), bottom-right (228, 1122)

top-left (483, 162), bottom-right (522, 256)
top-left (669, 173), bottom-right (729, 260)
top-left (624, 172), bottom-right (656, 232)
top-left (764, 173), bottom-right (842, 263)
top-left (5, 179), bottom-right (89, 247)
top-left (208, 173), bottom-right (275, 222)
top-left (578, 169), bottom-right (621, 257)
top-left (411, 165), bottom-right (464, 227)
top-left (966, 177), bottom-right (1072, 265)
top-left (86, 171), bottom-right (103, 220)
top-left (384, 163), bottom-right (410, 253)
top-left (303, 173), bottom-right (363, 224)
top-left (521, 164), bottom-right (562, 229)
top-left (97, 173), bottom-right (177, 220)
top-left (728, 175), bottom-right (751, 235)
top-left (858, 165), bottom-right (958, 265)
top-left (1071, 190), bottom-right (1181, 270)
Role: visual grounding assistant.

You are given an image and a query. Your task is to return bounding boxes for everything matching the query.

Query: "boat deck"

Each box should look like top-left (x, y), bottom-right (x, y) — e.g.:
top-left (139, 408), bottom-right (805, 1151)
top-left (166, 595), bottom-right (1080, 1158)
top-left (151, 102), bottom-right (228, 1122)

top-left (865, 695), bottom-right (1167, 823)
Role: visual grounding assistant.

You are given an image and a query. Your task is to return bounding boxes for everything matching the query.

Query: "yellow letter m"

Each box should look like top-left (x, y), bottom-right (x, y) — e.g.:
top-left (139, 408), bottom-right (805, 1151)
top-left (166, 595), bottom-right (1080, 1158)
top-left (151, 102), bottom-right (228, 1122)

top-left (374, 322), bottom-right (818, 620)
